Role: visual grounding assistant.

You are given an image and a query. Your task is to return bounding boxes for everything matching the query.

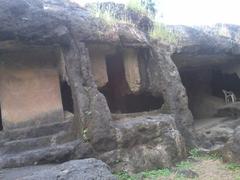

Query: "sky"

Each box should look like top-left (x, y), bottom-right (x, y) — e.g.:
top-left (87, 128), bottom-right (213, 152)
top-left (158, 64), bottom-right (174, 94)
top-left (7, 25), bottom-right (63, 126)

top-left (72, 0), bottom-right (240, 25)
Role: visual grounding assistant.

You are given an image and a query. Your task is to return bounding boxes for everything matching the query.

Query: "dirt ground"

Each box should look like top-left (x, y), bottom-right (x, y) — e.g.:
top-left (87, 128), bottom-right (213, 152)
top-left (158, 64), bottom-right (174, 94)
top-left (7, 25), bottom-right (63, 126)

top-left (191, 159), bottom-right (240, 180)
top-left (162, 158), bottom-right (240, 180)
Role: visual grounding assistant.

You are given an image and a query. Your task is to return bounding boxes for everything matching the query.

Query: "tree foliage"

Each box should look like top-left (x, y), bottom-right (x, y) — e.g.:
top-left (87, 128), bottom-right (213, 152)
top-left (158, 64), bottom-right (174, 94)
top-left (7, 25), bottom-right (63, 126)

top-left (141, 0), bottom-right (156, 17)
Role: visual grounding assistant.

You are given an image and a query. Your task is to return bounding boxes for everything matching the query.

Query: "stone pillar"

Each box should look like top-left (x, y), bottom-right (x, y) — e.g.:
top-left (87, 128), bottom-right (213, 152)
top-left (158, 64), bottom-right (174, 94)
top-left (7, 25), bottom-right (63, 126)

top-left (62, 39), bottom-right (116, 152)
top-left (89, 49), bottom-right (108, 88)
top-left (149, 41), bottom-right (195, 147)
top-left (123, 48), bottom-right (141, 93)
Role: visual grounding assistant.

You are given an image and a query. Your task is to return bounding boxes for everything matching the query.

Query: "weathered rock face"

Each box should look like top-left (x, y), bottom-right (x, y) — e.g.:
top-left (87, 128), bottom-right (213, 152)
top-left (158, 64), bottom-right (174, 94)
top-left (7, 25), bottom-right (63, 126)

top-left (148, 41), bottom-right (195, 147)
top-left (0, 0), bottom-right (195, 172)
top-left (0, 158), bottom-right (117, 180)
top-left (170, 25), bottom-right (240, 161)
top-left (100, 114), bottom-right (186, 173)
top-left (3, 0), bottom-right (240, 174)
top-left (222, 126), bottom-right (240, 163)
top-left (8, 0), bottom-right (240, 174)
top-left (172, 25), bottom-right (240, 70)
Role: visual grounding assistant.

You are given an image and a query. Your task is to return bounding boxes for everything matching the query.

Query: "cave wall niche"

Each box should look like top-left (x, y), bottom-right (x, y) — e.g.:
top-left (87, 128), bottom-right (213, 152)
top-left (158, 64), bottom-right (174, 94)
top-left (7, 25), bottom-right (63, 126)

top-left (89, 45), bottom-right (164, 114)
top-left (0, 47), bottom-right (65, 130)
top-left (180, 64), bottom-right (240, 120)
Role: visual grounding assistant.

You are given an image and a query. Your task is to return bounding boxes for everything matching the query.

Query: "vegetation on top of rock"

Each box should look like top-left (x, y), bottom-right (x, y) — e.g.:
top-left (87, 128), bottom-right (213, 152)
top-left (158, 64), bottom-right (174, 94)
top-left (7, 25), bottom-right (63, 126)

top-left (127, 0), bottom-right (147, 15)
top-left (149, 22), bottom-right (180, 44)
top-left (86, 0), bottom-right (180, 44)
top-left (127, 0), bottom-right (156, 17)
top-left (87, 3), bottom-right (129, 26)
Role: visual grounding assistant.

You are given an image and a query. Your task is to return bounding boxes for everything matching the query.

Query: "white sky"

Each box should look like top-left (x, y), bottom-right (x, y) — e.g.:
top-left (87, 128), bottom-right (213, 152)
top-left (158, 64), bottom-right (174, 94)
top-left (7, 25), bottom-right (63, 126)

top-left (72, 0), bottom-right (240, 25)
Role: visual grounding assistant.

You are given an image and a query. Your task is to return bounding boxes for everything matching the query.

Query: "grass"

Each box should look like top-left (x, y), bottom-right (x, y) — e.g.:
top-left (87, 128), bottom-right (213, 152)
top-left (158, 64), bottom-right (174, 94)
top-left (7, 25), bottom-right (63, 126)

top-left (176, 161), bottom-right (193, 170)
top-left (115, 162), bottom-right (192, 180)
top-left (127, 0), bottom-right (147, 15)
top-left (226, 163), bottom-right (240, 171)
top-left (116, 171), bottom-right (137, 180)
top-left (141, 168), bottom-right (172, 178)
top-left (88, 3), bottom-right (130, 26)
top-left (116, 168), bottom-right (172, 180)
top-left (189, 148), bottom-right (201, 158)
top-left (115, 149), bottom-right (240, 179)
top-left (150, 22), bottom-right (180, 44)
top-left (87, 0), bottom-right (180, 44)
top-left (207, 153), bottom-right (222, 161)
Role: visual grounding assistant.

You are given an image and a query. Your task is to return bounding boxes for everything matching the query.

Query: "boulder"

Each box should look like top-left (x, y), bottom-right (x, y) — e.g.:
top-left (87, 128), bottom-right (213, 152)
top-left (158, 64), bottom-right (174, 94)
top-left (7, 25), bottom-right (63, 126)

top-left (216, 102), bottom-right (240, 118)
top-left (0, 158), bottom-right (117, 180)
top-left (100, 114), bottom-right (187, 173)
top-left (222, 126), bottom-right (240, 163)
top-left (148, 41), bottom-right (195, 147)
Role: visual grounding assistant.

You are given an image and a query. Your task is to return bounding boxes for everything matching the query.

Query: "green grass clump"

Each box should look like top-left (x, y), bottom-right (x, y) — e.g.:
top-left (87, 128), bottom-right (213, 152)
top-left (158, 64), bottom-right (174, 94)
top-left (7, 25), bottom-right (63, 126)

top-left (189, 148), bottom-right (201, 158)
top-left (176, 161), bottom-right (193, 170)
top-left (116, 168), bottom-right (172, 180)
top-left (150, 22), bottom-right (180, 44)
top-left (226, 163), bottom-right (240, 171)
top-left (207, 152), bottom-right (222, 161)
top-left (127, 0), bottom-right (147, 15)
top-left (115, 172), bottom-right (137, 180)
top-left (141, 168), bottom-right (172, 178)
top-left (88, 3), bottom-right (128, 26)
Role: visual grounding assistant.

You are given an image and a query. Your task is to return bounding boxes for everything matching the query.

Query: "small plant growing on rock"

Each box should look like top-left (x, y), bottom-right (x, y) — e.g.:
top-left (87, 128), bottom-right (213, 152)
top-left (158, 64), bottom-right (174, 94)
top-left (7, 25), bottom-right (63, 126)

top-left (83, 128), bottom-right (89, 142)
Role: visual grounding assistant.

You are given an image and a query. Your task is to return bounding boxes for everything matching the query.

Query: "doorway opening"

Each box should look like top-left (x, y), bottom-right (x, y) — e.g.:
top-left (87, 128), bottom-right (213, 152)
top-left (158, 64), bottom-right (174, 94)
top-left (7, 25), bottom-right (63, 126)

top-left (211, 70), bottom-right (240, 99)
top-left (60, 81), bottom-right (74, 114)
top-left (180, 67), bottom-right (240, 120)
top-left (99, 52), bottom-right (164, 114)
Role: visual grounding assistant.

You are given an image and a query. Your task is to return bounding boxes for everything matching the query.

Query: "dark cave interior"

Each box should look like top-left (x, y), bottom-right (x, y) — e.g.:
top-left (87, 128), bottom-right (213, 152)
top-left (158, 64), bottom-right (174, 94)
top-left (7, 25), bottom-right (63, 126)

top-left (180, 67), bottom-right (240, 119)
top-left (211, 70), bottom-right (240, 98)
top-left (60, 81), bottom-right (74, 114)
top-left (99, 53), bottom-right (164, 114)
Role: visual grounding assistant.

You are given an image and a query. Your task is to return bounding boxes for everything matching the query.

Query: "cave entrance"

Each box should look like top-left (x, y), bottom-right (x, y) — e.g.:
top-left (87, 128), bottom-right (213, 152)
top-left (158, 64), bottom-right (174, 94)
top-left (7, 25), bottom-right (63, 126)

top-left (180, 67), bottom-right (240, 120)
top-left (99, 53), bottom-right (164, 114)
top-left (60, 81), bottom-right (74, 115)
top-left (0, 106), bottom-right (2, 131)
top-left (211, 70), bottom-right (240, 99)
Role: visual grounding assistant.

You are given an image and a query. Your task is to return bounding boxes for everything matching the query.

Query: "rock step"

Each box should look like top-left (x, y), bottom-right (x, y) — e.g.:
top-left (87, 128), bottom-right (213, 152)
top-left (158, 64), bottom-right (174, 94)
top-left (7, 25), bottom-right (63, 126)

top-left (0, 119), bottom-right (73, 142)
top-left (1, 131), bottom-right (73, 154)
top-left (0, 140), bottom-right (81, 169)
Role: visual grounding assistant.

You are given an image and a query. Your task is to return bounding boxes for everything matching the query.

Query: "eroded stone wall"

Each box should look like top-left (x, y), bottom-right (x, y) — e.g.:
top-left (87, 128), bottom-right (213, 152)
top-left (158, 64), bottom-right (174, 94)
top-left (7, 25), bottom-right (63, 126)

top-left (0, 48), bottom-right (64, 129)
